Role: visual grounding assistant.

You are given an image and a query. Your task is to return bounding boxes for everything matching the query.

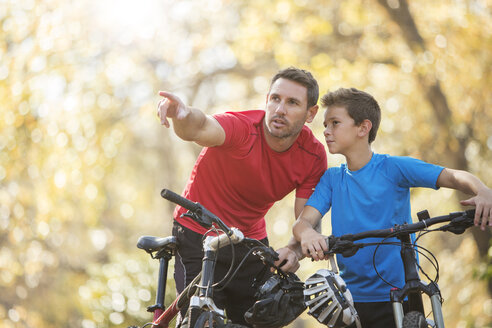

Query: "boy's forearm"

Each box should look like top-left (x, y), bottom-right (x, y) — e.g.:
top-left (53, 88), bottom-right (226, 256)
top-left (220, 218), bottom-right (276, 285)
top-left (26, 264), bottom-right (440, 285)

top-left (289, 219), bottom-right (315, 260)
top-left (440, 169), bottom-right (488, 195)
top-left (292, 218), bottom-right (315, 241)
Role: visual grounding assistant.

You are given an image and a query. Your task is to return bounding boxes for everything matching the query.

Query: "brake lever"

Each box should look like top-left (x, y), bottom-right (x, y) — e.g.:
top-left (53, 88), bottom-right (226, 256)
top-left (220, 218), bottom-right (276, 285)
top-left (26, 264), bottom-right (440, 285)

top-left (255, 247), bottom-right (279, 266)
top-left (331, 240), bottom-right (361, 257)
top-left (182, 211), bottom-right (211, 229)
top-left (440, 214), bottom-right (475, 235)
top-left (322, 235), bottom-right (360, 258)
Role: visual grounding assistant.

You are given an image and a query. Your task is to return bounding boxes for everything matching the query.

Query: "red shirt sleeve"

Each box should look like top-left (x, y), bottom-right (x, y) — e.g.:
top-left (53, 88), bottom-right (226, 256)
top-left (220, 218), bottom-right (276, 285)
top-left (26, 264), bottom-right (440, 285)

top-left (213, 111), bottom-right (253, 150)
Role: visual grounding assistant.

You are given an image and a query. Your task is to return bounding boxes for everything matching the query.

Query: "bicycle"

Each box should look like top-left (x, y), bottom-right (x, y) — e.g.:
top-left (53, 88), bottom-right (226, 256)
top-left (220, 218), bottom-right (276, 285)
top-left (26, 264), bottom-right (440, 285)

top-left (128, 189), bottom-right (283, 328)
top-left (304, 209), bottom-right (477, 328)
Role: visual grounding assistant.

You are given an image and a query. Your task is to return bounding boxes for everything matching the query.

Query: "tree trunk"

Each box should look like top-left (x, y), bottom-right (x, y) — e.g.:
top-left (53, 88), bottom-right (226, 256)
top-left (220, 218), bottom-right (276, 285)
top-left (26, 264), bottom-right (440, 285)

top-left (376, 0), bottom-right (492, 294)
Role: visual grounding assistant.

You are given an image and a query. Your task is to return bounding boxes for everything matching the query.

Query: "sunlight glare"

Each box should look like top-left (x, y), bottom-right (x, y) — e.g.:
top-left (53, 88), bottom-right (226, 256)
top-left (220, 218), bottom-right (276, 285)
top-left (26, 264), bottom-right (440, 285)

top-left (93, 0), bottom-right (165, 41)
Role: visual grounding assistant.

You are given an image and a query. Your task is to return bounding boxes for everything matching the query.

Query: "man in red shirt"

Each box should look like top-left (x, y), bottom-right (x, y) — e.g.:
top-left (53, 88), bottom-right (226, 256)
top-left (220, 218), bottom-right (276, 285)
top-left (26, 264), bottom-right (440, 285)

top-left (157, 67), bottom-right (327, 326)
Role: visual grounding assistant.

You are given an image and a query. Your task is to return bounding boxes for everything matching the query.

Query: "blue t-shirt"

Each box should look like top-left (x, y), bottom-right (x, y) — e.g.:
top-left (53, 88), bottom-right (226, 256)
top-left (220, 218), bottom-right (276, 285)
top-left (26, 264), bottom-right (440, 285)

top-left (306, 153), bottom-right (444, 302)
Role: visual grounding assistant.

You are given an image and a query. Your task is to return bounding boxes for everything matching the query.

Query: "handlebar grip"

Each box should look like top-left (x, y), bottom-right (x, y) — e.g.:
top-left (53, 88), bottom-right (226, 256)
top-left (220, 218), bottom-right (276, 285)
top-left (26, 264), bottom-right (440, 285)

top-left (161, 189), bottom-right (200, 212)
top-left (325, 235), bottom-right (339, 254)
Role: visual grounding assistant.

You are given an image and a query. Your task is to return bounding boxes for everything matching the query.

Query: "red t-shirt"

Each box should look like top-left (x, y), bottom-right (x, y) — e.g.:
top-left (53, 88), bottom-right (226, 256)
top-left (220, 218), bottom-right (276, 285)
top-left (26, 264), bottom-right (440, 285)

top-left (174, 110), bottom-right (327, 239)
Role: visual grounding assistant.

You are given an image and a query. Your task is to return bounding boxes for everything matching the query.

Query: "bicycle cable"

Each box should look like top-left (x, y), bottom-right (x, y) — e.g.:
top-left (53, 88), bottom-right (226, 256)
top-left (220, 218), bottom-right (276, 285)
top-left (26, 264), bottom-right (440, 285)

top-left (196, 227), bottom-right (237, 296)
top-left (214, 246), bottom-right (266, 291)
top-left (368, 229), bottom-right (441, 289)
top-left (414, 228), bottom-right (441, 284)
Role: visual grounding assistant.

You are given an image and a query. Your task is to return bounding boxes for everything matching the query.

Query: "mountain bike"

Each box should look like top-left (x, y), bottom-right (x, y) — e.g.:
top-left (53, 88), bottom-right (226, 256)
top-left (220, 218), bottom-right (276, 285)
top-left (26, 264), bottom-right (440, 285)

top-left (128, 189), bottom-right (281, 328)
top-left (321, 209), bottom-right (477, 328)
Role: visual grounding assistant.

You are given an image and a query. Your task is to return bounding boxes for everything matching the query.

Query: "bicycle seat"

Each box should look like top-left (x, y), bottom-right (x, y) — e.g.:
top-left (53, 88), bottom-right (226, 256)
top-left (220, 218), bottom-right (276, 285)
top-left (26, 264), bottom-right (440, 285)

top-left (137, 236), bottom-right (177, 253)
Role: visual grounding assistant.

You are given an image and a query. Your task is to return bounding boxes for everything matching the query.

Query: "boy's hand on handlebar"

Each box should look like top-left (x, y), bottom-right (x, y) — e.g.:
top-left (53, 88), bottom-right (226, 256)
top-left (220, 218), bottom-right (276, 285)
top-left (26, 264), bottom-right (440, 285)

top-left (300, 230), bottom-right (329, 261)
top-left (274, 247), bottom-right (300, 273)
top-left (460, 187), bottom-right (492, 231)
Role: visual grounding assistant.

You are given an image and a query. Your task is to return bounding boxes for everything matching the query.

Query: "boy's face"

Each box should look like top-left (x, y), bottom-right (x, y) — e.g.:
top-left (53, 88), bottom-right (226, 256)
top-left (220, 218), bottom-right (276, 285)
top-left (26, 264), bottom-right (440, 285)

top-left (323, 106), bottom-right (359, 155)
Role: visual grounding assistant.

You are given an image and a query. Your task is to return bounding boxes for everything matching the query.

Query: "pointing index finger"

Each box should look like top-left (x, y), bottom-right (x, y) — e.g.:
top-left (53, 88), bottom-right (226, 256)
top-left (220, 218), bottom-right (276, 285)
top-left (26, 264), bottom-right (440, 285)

top-left (159, 91), bottom-right (178, 101)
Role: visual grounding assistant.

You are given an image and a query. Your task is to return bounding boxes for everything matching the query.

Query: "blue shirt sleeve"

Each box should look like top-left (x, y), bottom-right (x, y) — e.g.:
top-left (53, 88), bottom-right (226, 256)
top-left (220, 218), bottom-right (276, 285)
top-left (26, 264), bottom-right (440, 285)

top-left (306, 168), bottom-right (334, 216)
top-left (388, 156), bottom-right (444, 189)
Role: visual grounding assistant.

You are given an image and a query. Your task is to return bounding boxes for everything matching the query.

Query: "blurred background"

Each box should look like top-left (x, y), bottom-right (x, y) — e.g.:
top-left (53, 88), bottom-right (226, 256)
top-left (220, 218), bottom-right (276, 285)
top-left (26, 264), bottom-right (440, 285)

top-left (0, 0), bottom-right (491, 327)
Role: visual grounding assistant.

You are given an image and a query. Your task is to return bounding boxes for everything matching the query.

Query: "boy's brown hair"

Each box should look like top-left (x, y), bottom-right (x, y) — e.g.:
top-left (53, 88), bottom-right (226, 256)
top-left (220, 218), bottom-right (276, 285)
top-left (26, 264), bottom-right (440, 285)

top-left (321, 88), bottom-right (381, 143)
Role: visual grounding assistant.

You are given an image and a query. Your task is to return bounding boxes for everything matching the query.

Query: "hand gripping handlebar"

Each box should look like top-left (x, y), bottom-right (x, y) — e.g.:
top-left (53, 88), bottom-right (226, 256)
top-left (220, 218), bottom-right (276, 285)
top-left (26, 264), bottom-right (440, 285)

top-left (325, 209), bottom-right (476, 257)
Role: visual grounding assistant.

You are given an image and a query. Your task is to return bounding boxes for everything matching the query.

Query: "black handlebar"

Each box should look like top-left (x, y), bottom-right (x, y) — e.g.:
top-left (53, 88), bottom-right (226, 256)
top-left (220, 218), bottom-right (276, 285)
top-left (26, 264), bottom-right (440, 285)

top-left (327, 209), bottom-right (476, 257)
top-left (161, 189), bottom-right (200, 212)
top-left (161, 188), bottom-right (234, 234)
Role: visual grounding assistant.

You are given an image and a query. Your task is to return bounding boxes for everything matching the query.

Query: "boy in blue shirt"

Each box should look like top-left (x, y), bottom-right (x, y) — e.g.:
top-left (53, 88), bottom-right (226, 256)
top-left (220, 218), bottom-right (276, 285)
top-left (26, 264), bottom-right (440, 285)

top-left (293, 87), bottom-right (492, 328)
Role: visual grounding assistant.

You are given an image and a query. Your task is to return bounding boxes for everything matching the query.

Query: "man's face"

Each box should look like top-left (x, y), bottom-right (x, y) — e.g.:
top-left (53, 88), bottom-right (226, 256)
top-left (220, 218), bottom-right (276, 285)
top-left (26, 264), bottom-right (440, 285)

top-left (264, 78), bottom-right (316, 140)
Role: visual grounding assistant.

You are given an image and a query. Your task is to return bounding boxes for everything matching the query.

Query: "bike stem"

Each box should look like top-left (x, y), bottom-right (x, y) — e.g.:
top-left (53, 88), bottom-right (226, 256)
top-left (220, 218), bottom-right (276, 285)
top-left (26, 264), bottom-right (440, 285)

top-left (189, 228), bottom-right (245, 319)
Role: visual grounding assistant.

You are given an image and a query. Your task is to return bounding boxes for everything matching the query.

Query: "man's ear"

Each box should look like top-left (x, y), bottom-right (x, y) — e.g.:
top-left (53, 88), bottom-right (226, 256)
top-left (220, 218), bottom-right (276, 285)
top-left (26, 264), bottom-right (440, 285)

top-left (305, 105), bottom-right (319, 123)
top-left (358, 119), bottom-right (372, 138)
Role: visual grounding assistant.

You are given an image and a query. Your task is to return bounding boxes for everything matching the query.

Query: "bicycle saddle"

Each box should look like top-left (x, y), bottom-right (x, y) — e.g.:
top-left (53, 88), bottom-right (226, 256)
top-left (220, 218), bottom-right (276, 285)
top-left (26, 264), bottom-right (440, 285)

top-left (137, 236), bottom-right (177, 253)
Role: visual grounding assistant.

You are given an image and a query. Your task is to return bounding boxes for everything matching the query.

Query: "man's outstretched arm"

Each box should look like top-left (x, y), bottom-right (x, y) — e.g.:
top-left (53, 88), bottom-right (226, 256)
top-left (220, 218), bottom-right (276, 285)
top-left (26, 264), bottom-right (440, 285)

top-left (157, 91), bottom-right (225, 147)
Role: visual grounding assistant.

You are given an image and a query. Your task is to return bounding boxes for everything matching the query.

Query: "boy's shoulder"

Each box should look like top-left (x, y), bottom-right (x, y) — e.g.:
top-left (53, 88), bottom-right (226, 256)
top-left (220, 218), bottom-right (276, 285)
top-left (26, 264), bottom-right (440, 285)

top-left (373, 153), bottom-right (431, 167)
top-left (326, 163), bottom-right (346, 174)
top-left (371, 153), bottom-right (415, 167)
top-left (322, 153), bottom-right (418, 179)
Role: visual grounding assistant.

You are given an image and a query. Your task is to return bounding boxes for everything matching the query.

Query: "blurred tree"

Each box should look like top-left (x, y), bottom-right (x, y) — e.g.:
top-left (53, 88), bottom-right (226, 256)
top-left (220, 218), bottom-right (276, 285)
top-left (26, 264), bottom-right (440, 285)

top-left (0, 0), bottom-right (490, 327)
top-left (376, 0), bottom-right (491, 272)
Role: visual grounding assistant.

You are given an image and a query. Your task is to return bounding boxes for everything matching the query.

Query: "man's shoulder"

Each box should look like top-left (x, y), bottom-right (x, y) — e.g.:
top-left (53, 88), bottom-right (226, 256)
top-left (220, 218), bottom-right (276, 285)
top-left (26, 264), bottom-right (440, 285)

top-left (297, 126), bottom-right (326, 158)
top-left (214, 109), bottom-right (264, 125)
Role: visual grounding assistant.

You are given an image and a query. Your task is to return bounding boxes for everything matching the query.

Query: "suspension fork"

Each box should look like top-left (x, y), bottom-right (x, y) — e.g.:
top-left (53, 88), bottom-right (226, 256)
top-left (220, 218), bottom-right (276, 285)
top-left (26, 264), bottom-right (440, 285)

top-left (199, 249), bottom-right (217, 299)
top-left (391, 233), bottom-right (424, 328)
top-left (188, 247), bottom-right (223, 327)
top-left (400, 233), bottom-right (425, 312)
top-left (391, 233), bottom-right (446, 327)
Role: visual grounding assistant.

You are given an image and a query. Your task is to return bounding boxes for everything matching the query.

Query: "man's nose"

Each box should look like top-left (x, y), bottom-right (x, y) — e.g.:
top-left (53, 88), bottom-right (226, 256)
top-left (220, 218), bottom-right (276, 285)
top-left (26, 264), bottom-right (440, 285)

top-left (324, 127), bottom-right (331, 136)
top-left (275, 102), bottom-right (286, 115)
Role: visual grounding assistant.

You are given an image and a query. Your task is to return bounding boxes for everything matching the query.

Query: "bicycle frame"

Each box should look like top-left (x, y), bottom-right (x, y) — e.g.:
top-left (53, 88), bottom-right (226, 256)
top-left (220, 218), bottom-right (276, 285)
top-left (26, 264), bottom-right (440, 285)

top-left (326, 209), bottom-right (475, 328)
top-left (187, 229), bottom-right (244, 325)
top-left (138, 228), bottom-right (244, 328)
top-left (130, 189), bottom-right (280, 328)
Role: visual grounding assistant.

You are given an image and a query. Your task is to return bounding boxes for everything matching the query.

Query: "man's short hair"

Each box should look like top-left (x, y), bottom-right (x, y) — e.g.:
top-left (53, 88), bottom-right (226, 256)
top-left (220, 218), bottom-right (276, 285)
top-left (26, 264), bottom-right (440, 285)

top-left (270, 67), bottom-right (319, 109)
top-left (321, 88), bottom-right (381, 143)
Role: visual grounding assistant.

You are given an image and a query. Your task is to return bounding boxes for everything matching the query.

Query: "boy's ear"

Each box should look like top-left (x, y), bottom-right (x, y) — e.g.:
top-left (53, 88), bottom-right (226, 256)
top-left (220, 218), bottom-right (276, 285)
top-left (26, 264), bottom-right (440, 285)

top-left (358, 119), bottom-right (372, 138)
